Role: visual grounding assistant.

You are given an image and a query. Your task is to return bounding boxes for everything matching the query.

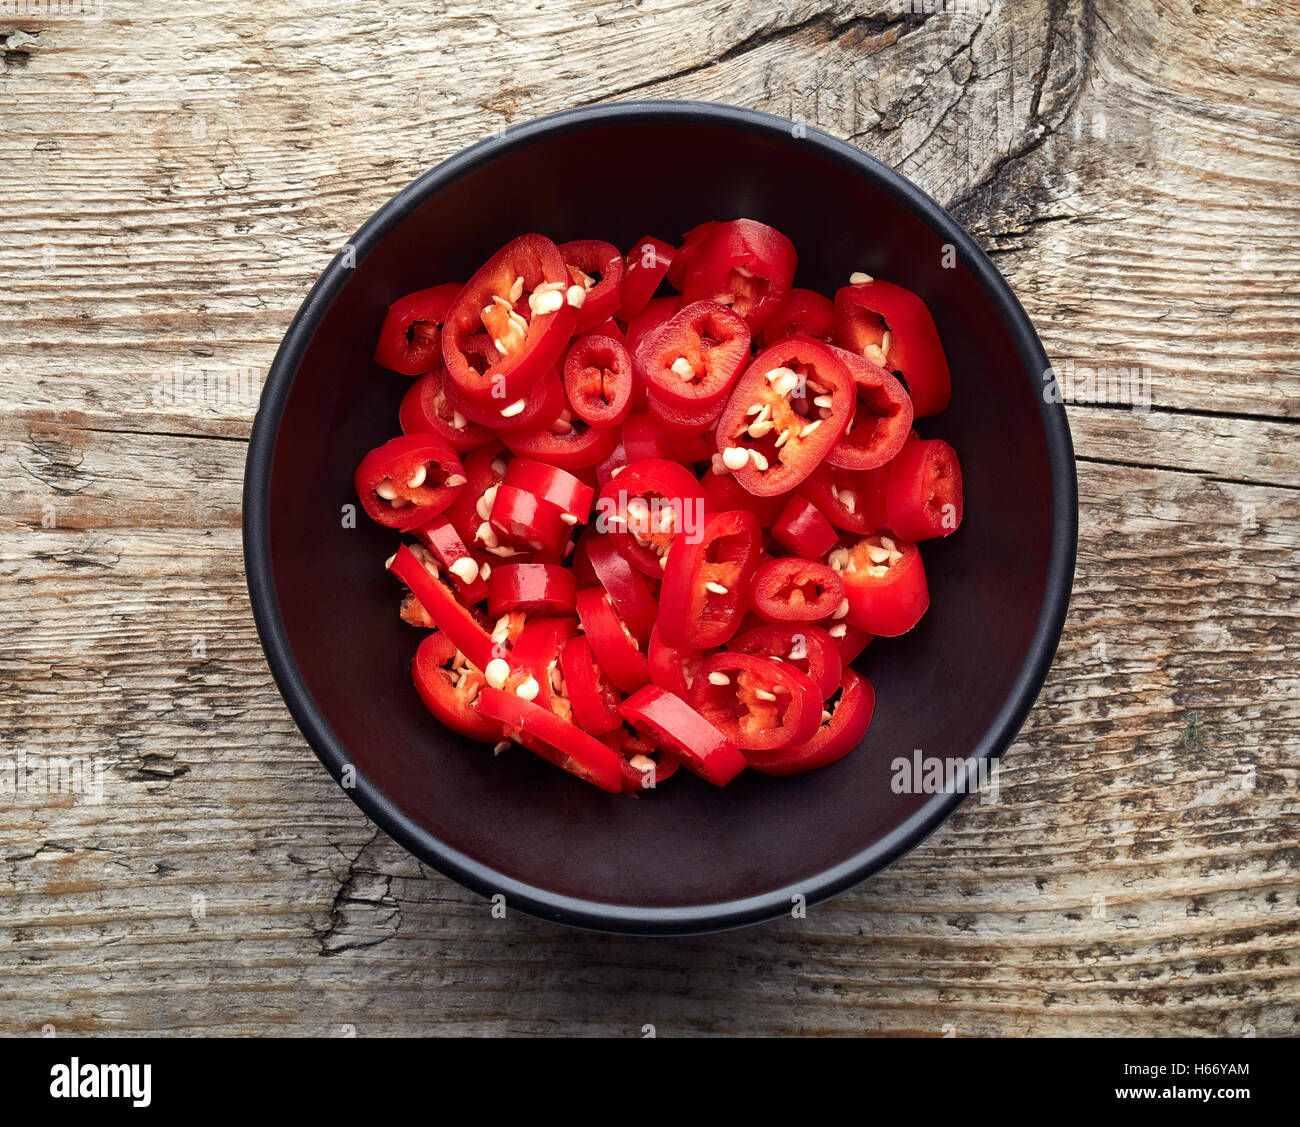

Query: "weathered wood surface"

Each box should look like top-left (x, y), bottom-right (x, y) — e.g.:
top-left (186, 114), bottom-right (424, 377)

top-left (1, 0), bottom-right (1297, 1037)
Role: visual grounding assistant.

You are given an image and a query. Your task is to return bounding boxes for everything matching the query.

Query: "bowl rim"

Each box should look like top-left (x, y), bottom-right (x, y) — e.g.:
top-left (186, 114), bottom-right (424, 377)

top-left (243, 99), bottom-right (1078, 936)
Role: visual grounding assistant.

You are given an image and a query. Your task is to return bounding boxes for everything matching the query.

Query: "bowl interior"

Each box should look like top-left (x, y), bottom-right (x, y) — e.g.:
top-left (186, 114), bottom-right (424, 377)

top-left (261, 110), bottom-right (1061, 926)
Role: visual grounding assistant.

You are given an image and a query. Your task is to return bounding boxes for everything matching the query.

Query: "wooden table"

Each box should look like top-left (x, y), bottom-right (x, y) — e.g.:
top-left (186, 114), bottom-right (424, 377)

top-left (2, 0), bottom-right (1295, 1037)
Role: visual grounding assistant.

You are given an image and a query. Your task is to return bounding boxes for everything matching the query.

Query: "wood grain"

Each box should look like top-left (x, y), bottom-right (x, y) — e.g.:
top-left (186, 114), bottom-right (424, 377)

top-left (0, 0), bottom-right (1296, 1037)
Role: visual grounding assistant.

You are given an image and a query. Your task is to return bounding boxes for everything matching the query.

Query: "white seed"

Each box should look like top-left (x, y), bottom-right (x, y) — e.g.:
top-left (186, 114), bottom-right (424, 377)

top-left (864, 344), bottom-right (887, 366)
top-left (445, 473), bottom-right (467, 488)
top-left (452, 411), bottom-right (467, 430)
top-left (827, 548), bottom-right (850, 572)
top-left (710, 452), bottom-right (727, 475)
top-left (375, 479), bottom-right (398, 500)
top-left (515, 675), bottom-right (540, 701)
top-left (849, 271), bottom-right (873, 285)
top-left (407, 464), bottom-right (427, 489)
top-left (529, 284), bottom-right (565, 315)
top-left (491, 616), bottom-right (512, 643)
top-left (766, 366), bottom-right (795, 383)
top-left (565, 284), bottom-right (586, 308)
top-left (486, 543), bottom-right (520, 557)
top-left (812, 395), bottom-right (833, 409)
top-left (475, 521), bottom-right (499, 547)
top-left (749, 449), bottom-right (769, 472)
top-left (484, 658), bottom-right (510, 689)
top-left (774, 428), bottom-right (793, 449)
top-left (628, 753), bottom-right (657, 774)
top-left (746, 402), bottom-right (763, 416)
top-left (754, 689), bottom-right (777, 702)
top-left (493, 338), bottom-right (508, 355)
top-left (880, 535), bottom-right (897, 552)
top-left (491, 459), bottom-right (508, 475)
top-left (550, 665), bottom-right (564, 693)
top-left (832, 598), bottom-right (850, 620)
top-left (507, 310), bottom-right (529, 335)
top-left (771, 371), bottom-right (800, 398)
top-left (610, 464), bottom-right (626, 478)
top-left (866, 544), bottom-right (891, 564)
top-left (821, 709), bottom-right (833, 724)
top-left (704, 581), bottom-right (729, 595)
top-left (448, 556), bottom-right (480, 584)
top-left (839, 489), bottom-right (857, 514)
top-left (807, 379), bottom-right (830, 395)
top-left (384, 552), bottom-right (396, 570)
top-left (476, 488), bottom-right (497, 521)
top-left (500, 398), bottom-right (527, 418)
top-left (747, 419), bottom-right (775, 438)
top-left (714, 292), bottom-right (734, 305)
top-left (880, 331), bottom-right (893, 356)
top-left (721, 446), bottom-right (750, 471)
top-left (799, 419), bottom-right (822, 438)
top-left (560, 512), bottom-right (579, 526)
top-left (658, 554), bottom-right (669, 569)
top-left (509, 275), bottom-right (524, 302)
top-left (828, 623), bottom-right (847, 638)
top-left (478, 562), bottom-right (492, 581)
top-left (493, 740), bottom-right (511, 756)
top-left (671, 357), bottom-right (695, 381)
top-left (707, 671), bottom-right (731, 686)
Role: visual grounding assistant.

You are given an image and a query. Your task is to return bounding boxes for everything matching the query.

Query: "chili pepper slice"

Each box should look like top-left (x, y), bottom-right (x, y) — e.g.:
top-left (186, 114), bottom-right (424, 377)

top-left (502, 416), bottom-right (620, 471)
top-left (442, 351), bottom-right (567, 434)
top-left (559, 633), bottom-right (622, 736)
top-left (827, 621), bottom-right (874, 665)
top-left (478, 686), bottom-right (623, 793)
top-left (617, 235), bottom-right (675, 322)
top-left (679, 219), bottom-right (797, 335)
top-left (748, 556), bottom-right (845, 624)
top-left (594, 458), bottom-right (705, 577)
top-left (827, 533), bottom-right (929, 636)
top-left (488, 482), bottom-right (571, 555)
top-left (563, 334), bottom-right (634, 430)
top-left (759, 288), bottom-right (837, 347)
top-left (885, 436), bottom-right (963, 541)
top-left (442, 234), bottom-right (579, 405)
top-left (618, 685), bottom-right (747, 786)
top-left (374, 282), bottom-right (462, 376)
top-left (745, 669), bottom-right (875, 776)
top-left (486, 563), bottom-right (577, 618)
top-left (412, 515), bottom-right (490, 603)
top-left (666, 221), bottom-right (722, 291)
top-left (601, 725), bottom-right (682, 792)
top-left (579, 316), bottom-right (626, 343)
top-left (411, 631), bottom-right (502, 742)
top-left (699, 469), bottom-right (788, 524)
top-left (713, 337), bottom-right (854, 497)
top-left (496, 616), bottom-right (578, 722)
top-left (574, 586), bottom-right (650, 694)
top-left (502, 458), bottom-right (593, 524)
top-left (398, 366), bottom-right (495, 453)
top-left (624, 295), bottom-right (680, 409)
top-left (354, 433), bottom-right (467, 531)
top-left (559, 239), bottom-right (624, 332)
top-left (728, 622), bottom-right (843, 700)
top-left (823, 344), bottom-right (914, 470)
top-left (647, 624), bottom-right (703, 700)
top-left (657, 507), bottom-right (760, 648)
top-left (798, 461), bottom-right (890, 535)
top-left (389, 545), bottom-right (498, 670)
top-left (834, 278), bottom-right (951, 417)
top-left (688, 652), bottom-right (821, 752)
top-left (637, 300), bottom-right (752, 434)
top-left (582, 531), bottom-right (659, 643)
top-left (445, 443), bottom-right (508, 545)
top-left (771, 494), bottom-right (840, 560)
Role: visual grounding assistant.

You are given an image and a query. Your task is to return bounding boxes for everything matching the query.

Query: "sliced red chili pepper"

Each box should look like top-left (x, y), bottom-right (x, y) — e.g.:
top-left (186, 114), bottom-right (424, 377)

top-left (443, 352), bottom-right (566, 434)
top-left (600, 726), bottom-right (682, 792)
top-left (563, 334), bottom-right (634, 429)
top-left (748, 556), bottom-right (845, 624)
top-left (637, 300), bottom-right (751, 434)
top-left (412, 515), bottom-right (489, 603)
top-left (488, 483), bottom-right (570, 555)
top-left (687, 652), bottom-right (821, 752)
top-left (617, 235), bottom-right (675, 321)
top-left (559, 633), bottom-right (622, 736)
top-left (798, 461), bottom-right (890, 535)
top-left (657, 507), bottom-right (760, 648)
top-left (502, 458), bottom-right (593, 524)
top-left (885, 436), bottom-right (963, 541)
top-left (478, 686), bottom-right (623, 793)
top-left (647, 624), bottom-right (703, 699)
top-left (834, 278), bottom-right (951, 417)
top-left (486, 563), bottom-right (577, 618)
top-left (745, 669), bottom-right (875, 776)
top-left (498, 616), bottom-right (578, 723)
top-left (679, 219), bottom-right (797, 335)
top-left (442, 234), bottom-right (578, 405)
top-left (823, 344), bottom-right (914, 470)
top-left (398, 366), bottom-right (495, 453)
top-left (728, 622), bottom-right (843, 700)
top-left (574, 586), bottom-right (650, 694)
top-left (619, 686), bottom-right (747, 786)
top-left (828, 533), bottom-right (929, 636)
top-left (665, 221), bottom-right (722, 291)
top-left (445, 443), bottom-right (509, 546)
top-left (579, 316), bottom-right (626, 343)
top-left (389, 545), bottom-right (497, 670)
top-left (411, 631), bottom-right (502, 742)
top-left (828, 622), bottom-right (874, 665)
top-left (501, 416), bottom-right (620, 471)
top-left (700, 469), bottom-right (787, 524)
top-left (713, 337), bottom-right (854, 498)
top-left (354, 433), bottom-right (467, 531)
top-left (759, 288), bottom-right (837, 347)
top-left (374, 282), bottom-right (462, 376)
top-left (771, 494), bottom-right (840, 559)
top-left (624, 295), bottom-right (680, 409)
top-left (559, 239), bottom-right (624, 332)
top-left (582, 531), bottom-right (659, 643)
top-left (594, 458), bottom-right (705, 577)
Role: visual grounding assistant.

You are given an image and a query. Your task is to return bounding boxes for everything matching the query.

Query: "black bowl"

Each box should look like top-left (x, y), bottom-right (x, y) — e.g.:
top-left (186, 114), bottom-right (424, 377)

top-left (243, 101), bottom-right (1077, 935)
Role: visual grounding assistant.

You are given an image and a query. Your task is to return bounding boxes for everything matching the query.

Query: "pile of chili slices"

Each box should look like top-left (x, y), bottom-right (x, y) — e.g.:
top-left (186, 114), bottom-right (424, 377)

top-left (355, 220), bottom-right (963, 794)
